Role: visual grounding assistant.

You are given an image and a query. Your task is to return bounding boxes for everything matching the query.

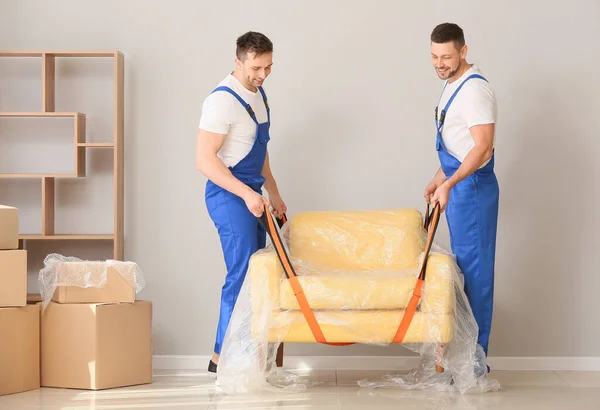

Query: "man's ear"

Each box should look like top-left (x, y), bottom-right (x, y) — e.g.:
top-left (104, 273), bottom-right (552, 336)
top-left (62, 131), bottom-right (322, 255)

top-left (460, 44), bottom-right (468, 60)
top-left (234, 57), bottom-right (243, 69)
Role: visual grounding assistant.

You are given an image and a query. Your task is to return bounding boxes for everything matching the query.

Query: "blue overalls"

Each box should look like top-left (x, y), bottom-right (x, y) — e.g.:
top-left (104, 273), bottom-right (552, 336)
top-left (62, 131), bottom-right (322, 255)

top-left (205, 85), bottom-right (270, 355)
top-left (435, 74), bottom-right (500, 359)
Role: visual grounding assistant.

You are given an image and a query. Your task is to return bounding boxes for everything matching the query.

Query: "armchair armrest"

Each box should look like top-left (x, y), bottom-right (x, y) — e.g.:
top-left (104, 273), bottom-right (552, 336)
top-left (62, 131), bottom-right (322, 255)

top-left (248, 251), bottom-right (283, 337)
top-left (421, 253), bottom-right (455, 313)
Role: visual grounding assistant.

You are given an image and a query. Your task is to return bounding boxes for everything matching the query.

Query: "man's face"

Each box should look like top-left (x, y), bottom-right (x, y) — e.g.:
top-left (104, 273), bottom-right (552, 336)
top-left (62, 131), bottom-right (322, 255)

top-left (237, 52), bottom-right (273, 89)
top-left (431, 41), bottom-right (466, 80)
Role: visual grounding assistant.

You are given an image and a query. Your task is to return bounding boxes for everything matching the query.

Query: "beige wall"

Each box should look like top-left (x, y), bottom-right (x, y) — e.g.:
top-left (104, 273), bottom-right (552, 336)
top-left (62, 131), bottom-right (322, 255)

top-left (1, 0), bottom-right (598, 359)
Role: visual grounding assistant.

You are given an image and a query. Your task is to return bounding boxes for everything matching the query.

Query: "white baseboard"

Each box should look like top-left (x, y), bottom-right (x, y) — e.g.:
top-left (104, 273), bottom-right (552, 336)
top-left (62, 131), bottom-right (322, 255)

top-left (152, 355), bottom-right (600, 371)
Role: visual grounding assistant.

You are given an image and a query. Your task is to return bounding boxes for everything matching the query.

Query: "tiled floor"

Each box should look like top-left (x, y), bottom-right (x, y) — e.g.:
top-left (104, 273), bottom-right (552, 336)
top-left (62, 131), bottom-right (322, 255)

top-left (1, 369), bottom-right (599, 409)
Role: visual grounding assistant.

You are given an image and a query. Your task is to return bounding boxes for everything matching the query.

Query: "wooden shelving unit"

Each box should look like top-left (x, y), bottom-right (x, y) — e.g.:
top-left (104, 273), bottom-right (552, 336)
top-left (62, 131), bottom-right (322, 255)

top-left (0, 50), bottom-right (124, 260)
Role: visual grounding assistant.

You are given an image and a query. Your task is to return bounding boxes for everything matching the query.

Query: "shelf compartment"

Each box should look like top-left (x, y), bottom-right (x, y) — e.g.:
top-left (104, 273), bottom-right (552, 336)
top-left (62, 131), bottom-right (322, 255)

top-left (0, 112), bottom-right (86, 178)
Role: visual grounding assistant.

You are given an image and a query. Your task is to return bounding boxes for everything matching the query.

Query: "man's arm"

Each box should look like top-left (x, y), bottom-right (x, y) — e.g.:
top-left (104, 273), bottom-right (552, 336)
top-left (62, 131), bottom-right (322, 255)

top-left (431, 124), bottom-right (494, 211)
top-left (444, 123), bottom-right (494, 189)
top-left (196, 92), bottom-right (270, 217)
top-left (262, 150), bottom-right (281, 198)
top-left (195, 128), bottom-right (255, 200)
top-left (261, 149), bottom-right (287, 217)
top-left (431, 82), bottom-right (496, 210)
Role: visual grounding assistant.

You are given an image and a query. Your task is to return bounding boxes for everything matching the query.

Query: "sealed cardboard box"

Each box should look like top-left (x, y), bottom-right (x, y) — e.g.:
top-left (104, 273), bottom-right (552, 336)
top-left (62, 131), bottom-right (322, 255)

top-left (0, 205), bottom-right (18, 250)
top-left (0, 250), bottom-right (27, 307)
top-left (0, 305), bottom-right (40, 396)
top-left (41, 300), bottom-right (152, 390)
top-left (52, 262), bottom-right (136, 304)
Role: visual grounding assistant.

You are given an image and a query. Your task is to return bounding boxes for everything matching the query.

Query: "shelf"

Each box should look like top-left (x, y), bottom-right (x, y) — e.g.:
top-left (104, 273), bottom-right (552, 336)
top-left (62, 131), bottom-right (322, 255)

top-left (1, 49), bottom-right (124, 261)
top-left (0, 112), bottom-right (83, 117)
top-left (0, 174), bottom-right (81, 179)
top-left (0, 51), bottom-right (121, 58)
top-left (77, 143), bottom-right (114, 148)
top-left (19, 234), bottom-right (115, 240)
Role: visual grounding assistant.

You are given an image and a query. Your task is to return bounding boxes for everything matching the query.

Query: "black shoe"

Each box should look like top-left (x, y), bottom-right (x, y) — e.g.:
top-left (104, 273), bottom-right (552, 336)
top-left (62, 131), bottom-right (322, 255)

top-left (208, 360), bottom-right (217, 374)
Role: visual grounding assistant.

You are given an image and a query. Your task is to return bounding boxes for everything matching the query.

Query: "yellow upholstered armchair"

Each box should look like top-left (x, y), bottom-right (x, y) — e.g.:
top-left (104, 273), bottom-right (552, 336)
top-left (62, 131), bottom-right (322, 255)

top-left (248, 206), bottom-right (455, 371)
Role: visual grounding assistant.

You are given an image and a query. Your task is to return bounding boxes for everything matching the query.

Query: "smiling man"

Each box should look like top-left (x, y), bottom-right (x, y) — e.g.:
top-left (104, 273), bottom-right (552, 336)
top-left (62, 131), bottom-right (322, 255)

top-left (196, 31), bottom-right (286, 376)
top-left (424, 23), bottom-right (499, 371)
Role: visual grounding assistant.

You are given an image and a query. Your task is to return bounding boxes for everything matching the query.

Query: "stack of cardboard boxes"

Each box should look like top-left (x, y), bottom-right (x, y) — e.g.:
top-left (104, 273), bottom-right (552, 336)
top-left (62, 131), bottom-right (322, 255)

top-left (0, 205), bottom-right (39, 397)
top-left (0, 205), bottom-right (153, 396)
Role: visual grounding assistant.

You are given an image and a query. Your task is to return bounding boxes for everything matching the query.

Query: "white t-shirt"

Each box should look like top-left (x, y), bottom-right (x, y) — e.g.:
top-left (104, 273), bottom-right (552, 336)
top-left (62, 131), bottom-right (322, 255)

top-left (437, 65), bottom-right (497, 166)
top-left (199, 74), bottom-right (269, 168)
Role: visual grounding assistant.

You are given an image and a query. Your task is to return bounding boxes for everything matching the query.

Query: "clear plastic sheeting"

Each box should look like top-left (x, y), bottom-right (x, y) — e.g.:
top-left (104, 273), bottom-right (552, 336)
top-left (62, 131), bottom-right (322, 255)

top-left (217, 209), bottom-right (500, 395)
top-left (357, 351), bottom-right (500, 394)
top-left (38, 253), bottom-right (146, 310)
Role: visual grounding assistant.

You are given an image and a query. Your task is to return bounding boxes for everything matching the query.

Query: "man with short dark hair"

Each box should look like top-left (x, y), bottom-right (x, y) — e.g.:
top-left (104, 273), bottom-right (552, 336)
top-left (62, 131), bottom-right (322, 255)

top-left (196, 31), bottom-right (286, 375)
top-left (425, 23), bottom-right (499, 371)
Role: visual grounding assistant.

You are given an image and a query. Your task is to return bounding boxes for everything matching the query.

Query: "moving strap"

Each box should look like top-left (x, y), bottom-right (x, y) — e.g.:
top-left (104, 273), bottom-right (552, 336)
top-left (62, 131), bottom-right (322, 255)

top-left (259, 202), bottom-right (441, 345)
top-left (259, 209), bottom-right (352, 346)
top-left (392, 202), bottom-right (441, 343)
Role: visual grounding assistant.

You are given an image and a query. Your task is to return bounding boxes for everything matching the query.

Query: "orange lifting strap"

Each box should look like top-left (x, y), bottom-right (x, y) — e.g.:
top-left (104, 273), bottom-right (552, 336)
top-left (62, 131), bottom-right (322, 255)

top-left (259, 203), bottom-right (441, 346)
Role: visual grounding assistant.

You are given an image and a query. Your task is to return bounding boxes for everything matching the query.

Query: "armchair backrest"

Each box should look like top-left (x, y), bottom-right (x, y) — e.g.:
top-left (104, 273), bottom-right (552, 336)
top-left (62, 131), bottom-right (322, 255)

top-left (288, 209), bottom-right (426, 273)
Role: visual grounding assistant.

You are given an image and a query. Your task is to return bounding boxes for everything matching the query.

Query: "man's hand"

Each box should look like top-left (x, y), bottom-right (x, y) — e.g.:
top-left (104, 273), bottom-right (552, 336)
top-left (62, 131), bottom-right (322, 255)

top-left (424, 167), bottom-right (447, 204)
top-left (269, 193), bottom-right (287, 219)
top-left (424, 180), bottom-right (441, 204)
top-left (243, 190), bottom-right (270, 218)
top-left (431, 182), bottom-right (451, 212)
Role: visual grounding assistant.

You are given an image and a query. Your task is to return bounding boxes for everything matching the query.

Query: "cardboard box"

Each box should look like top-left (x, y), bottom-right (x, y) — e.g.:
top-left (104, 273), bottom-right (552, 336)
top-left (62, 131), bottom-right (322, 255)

top-left (41, 300), bottom-right (153, 390)
top-left (0, 250), bottom-right (27, 307)
top-left (52, 262), bottom-right (136, 304)
top-left (0, 305), bottom-right (40, 396)
top-left (0, 205), bottom-right (19, 250)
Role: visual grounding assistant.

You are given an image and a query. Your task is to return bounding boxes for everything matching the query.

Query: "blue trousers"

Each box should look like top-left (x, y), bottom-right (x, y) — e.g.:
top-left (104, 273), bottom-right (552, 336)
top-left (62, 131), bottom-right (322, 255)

top-left (445, 172), bottom-right (499, 357)
top-left (206, 183), bottom-right (266, 354)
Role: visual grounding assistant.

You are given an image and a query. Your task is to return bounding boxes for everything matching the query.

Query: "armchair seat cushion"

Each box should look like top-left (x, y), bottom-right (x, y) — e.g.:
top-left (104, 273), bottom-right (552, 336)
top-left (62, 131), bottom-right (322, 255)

top-left (267, 310), bottom-right (453, 344)
top-left (278, 254), bottom-right (454, 312)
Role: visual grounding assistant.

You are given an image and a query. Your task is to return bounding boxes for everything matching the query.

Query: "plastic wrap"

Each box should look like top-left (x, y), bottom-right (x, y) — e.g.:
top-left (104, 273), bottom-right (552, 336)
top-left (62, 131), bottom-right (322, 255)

top-left (38, 253), bottom-right (146, 310)
top-left (217, 208), bottom-right (500, 395)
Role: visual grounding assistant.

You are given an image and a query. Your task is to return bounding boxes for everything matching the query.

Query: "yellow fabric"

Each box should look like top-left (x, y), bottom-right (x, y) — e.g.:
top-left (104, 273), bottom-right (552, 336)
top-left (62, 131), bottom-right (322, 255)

top-left (267, 311), bottom-right (453, 344)
top-left (289, 209), bottom-right (425, 272)
top-left (247, 208), bottom-right (456, 345)
top-left (249, 252), bottom-right (282, 315)
top-left (278, 254), bottom-right (454, 312)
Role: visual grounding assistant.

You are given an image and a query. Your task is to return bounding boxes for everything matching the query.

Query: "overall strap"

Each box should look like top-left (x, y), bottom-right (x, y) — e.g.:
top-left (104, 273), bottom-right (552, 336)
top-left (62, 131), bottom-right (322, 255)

top-left (258, 86), bottom-right (270, 123)
top-left (212, 86), bottom-right (259, 124)
top-left (436, 74), bottom-right (488, 132)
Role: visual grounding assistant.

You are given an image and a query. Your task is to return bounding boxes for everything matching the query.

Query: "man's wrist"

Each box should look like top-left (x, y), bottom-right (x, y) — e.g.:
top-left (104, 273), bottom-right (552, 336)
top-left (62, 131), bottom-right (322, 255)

top-left (239, 184), bottom-right (255, 200)
top-left (435, 172), bottom-right (447, 185)
top-left (264, 178), bottom-right (279, 196)
top-left (443, 178), bottom-right (457, 189)
top-left (266, 186), bottom-right (280, 198)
